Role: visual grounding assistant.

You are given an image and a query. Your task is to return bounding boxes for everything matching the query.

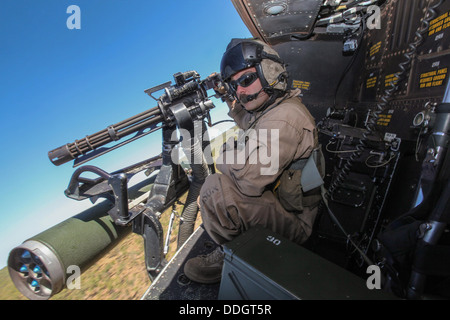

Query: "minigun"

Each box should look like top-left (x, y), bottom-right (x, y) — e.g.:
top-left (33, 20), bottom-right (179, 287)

top-left (49, 70), bottom-right (220, 167)
top-left (47, 71), bottom-right (224, 280)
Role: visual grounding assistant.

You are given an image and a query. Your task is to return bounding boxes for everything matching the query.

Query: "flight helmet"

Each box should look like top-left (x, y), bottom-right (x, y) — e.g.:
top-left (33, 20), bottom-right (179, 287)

top-left (220, 38), bottom-right (288, 99)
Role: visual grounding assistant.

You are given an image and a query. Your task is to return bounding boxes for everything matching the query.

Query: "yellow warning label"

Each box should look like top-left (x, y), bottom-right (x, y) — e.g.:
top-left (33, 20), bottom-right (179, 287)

top-left (369, 41), bottom-right (382, 57)
top-left (385, 74), bottom-right (399, 87)
top-left (292, 80), bottom-right (310, 90)
top-left (366, 76), bottom-right (377, 88)
top-left (429, 11), bottom-right (450, 36)
top-left (419, 67), bottom-right (447, 89)
top-left (376, 113), bottom-right (392, 127)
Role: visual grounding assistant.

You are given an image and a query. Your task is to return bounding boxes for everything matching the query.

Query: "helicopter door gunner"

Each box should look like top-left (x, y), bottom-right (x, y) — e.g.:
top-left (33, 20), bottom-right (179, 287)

top-left (184, 38), bottom-right (324, 284)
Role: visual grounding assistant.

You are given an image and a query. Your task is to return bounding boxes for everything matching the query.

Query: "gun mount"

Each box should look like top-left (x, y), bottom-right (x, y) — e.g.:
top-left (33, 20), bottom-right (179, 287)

top-left (55, 71), bottom-right (222, 278)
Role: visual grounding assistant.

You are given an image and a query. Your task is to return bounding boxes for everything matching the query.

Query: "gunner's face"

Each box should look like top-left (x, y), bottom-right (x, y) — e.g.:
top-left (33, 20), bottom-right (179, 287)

top-left (231, 67), bottom-right (269, 111)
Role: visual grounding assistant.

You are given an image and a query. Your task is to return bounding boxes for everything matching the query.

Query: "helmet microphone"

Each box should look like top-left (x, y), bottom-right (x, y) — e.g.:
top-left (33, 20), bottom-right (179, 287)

top-left (239, 87), bottom-right (264, 104)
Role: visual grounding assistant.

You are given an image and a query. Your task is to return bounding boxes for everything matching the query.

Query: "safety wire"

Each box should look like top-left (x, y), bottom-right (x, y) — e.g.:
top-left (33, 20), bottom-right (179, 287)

top-left (323, 0), bottom-right (444, 267)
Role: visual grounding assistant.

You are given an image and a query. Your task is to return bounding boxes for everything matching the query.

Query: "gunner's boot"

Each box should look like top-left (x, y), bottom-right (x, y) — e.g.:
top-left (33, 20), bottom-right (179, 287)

top-left (184, 246), bottom-right (224, 284)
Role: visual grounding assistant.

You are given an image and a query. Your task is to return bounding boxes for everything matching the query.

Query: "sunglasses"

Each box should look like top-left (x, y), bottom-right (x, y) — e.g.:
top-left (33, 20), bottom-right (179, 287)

top-left (229, 72), bottom-right (258, 91)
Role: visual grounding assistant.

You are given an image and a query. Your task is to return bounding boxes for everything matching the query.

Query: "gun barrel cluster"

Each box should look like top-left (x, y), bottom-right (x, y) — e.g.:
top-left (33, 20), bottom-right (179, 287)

top-left (48, 106), bottom-right (163, 166)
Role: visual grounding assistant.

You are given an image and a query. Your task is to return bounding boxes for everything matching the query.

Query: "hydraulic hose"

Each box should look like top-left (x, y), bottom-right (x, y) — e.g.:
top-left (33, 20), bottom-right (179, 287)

top-left (177, 120), bottom-right (210, 248)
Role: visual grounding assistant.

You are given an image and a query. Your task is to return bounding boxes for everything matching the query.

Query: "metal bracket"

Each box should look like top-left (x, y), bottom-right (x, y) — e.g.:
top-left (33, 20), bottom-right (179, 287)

top-left (141, 209), bottom-right (166, 280)
top-left (144, 81), bottom-right (172, 101)
top-left (64, 155), bottom-right (163, 226)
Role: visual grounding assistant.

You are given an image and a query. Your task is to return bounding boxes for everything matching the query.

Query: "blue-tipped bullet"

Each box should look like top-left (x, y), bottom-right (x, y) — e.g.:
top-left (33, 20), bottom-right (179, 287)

top-left (21, 251), bottom-right (31, 259)
top-left (31, 280), bottom-right (39, 288)
top-left (33, 266), bottom-right (42, 274)
top-left (20, 265), bottom-right (28, 273)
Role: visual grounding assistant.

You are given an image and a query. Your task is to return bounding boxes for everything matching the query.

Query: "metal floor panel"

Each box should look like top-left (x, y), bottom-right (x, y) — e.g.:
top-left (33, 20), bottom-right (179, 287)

top-left (142, 226), bottom-right (220, 300)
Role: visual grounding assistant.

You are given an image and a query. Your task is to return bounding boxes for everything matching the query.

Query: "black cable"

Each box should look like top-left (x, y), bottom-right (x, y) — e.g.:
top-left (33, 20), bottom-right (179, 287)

top-left (211, 119), bottom-right (235, 127)
top-left (333, 12), bottom-right (367, 109)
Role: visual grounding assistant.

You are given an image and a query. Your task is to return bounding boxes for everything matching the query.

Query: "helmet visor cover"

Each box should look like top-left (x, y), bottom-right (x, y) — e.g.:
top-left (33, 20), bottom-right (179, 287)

top-left (220, 41), bottom-right (264, 82)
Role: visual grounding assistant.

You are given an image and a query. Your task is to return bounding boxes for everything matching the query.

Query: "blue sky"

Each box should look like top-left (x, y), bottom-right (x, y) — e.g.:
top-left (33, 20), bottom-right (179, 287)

top-left (0, 0), bottom-right (251, 269)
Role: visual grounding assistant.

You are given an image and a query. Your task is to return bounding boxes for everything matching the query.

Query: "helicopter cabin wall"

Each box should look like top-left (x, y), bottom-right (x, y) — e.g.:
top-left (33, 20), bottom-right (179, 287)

top-left (349, 0), bottom-right (450, 222)
top-left (272, 0), bottom-right (450, 246)
top-left (230, 0), bottom-right (449, 261)
top-left (274, 39), bottom-right (358, 121)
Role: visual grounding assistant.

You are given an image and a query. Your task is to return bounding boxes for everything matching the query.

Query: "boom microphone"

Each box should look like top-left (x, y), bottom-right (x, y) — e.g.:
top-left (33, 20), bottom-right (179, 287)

top-left (239, 87), bottom-right (264, 103)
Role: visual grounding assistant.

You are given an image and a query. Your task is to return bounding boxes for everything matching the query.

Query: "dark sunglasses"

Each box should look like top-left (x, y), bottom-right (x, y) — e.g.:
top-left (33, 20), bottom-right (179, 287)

top-left (229, 72), bottom-right (258, 91)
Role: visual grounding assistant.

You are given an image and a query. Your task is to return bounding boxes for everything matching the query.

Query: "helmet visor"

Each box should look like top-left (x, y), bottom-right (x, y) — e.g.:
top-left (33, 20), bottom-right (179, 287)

top-left (220, 41), bottom-right (263, 81)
